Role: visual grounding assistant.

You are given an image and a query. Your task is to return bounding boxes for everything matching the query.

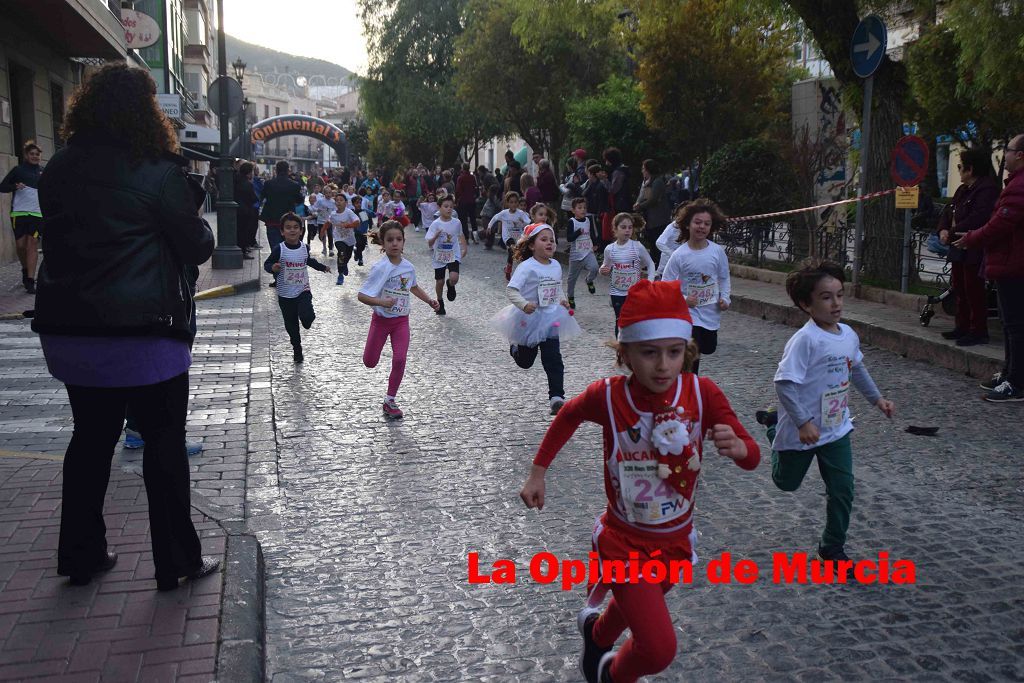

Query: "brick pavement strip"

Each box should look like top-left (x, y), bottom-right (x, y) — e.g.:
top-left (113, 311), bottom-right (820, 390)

top-left (0, 252), bottom-right (266, 681)
top-left (246, 232), bottom-right (1023, 681)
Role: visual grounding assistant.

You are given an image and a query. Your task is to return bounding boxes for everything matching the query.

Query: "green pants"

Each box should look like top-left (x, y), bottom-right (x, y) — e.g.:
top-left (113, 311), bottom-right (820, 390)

top-left (767, 426), bottom-right (854, 549)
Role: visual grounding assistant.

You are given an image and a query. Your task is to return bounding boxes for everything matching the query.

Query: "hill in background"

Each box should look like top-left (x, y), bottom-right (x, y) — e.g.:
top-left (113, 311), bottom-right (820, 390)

top-left (224, 34), bottom-right (356, 86)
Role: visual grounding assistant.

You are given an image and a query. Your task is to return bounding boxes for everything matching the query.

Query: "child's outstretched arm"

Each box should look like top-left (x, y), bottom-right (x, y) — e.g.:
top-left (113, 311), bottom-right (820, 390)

top-left (410, 284), bottom-right (440, 311)
top-left (851, 362), bottom-right (895, 417)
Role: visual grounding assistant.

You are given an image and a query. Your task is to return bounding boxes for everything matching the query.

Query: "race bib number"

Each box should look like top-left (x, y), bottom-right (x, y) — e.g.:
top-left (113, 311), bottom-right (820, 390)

top-left (538, 278), bottom-right (559, 307)
top-left (687, 276), bottom-right (719, 307)
top-left (572, 233), bottom-right (593, 256)
top-left (611, 262), bottom-right (639, 291)
top-left (820, 384), bottom-right (850, 429)
top-left (383, 286), bottom-right (410, 316)
top-left (282, 261), bottom-right (305, 285)
top-left (618, 456), bottom-right (690, 525)
top-left (435, 242), bottom-right (455, 264)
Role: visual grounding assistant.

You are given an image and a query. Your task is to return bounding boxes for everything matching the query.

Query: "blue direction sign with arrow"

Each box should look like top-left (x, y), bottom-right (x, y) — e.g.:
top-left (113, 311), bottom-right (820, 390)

top-left (851, 15), bottom-right (887, 78)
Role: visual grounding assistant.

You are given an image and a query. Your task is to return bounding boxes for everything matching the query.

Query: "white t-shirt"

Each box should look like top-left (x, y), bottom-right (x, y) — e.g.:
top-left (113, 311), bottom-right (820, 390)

top-left (489, 209), bottom-right (531, 244)
top-left (568, 216), bottom-right (594, 262)
top-left (378, 200), bottom-right (398, 220)
top-left (426, 218), bottom-right (463, 268)
top-left (508, 257), bottom-right (564, 310)
top-left (311, 195), bottom-right (334, 224)
top-left (419, 201), bottom-right (438, 226)
top-left (655, 222), bottom-right (682, 274)
top-left (359, 257), bottom-right (418, 317)
top-left (602, 240), bottom-right (656, 296)
top-left (275, 241), bottom-right (311, 299)
top-left (661, 240), bottom-right (731, 331)
top-left (329, 208), bottom-right (359, 245)
top-left (771, 321), bottom-right (864, 452)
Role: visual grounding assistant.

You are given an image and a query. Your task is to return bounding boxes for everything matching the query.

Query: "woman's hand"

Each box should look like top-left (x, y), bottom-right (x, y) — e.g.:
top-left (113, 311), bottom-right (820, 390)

top-left (685, 294), bottom-right (698, 307)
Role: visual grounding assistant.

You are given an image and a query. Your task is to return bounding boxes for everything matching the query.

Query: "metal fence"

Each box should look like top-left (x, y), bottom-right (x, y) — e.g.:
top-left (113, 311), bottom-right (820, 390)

top-left (717, 216), bottom-right (951, 293)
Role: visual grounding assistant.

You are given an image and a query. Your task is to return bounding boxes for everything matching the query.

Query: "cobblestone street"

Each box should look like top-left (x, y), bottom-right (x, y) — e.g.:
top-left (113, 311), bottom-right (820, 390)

top-left (246, 232), bottom-right (1024, 682)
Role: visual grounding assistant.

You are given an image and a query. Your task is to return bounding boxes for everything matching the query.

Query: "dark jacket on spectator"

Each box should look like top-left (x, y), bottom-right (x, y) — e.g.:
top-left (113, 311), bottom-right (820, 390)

top-left (259, 172), bottom-right (303, 224)
top-left (959, 169), bottom-right (1024, 278)
top-left (32, 132), bottom-right (213, 341)
top-left (938, 175), bottom-right (999, 264)
top-left (635, 175), bottom-right (672, 229)
top-left (537, 167), bottom-right (559, 204)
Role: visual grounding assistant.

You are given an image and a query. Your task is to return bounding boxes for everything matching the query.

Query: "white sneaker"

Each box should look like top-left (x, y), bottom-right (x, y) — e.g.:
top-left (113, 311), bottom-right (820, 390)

top-left (549, 396), bottom-right (566, 415)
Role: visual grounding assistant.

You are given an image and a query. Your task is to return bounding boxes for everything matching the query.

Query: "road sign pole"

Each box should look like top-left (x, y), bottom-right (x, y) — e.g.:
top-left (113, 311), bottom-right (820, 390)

top-left (852, 74), bottom-right (873, 290)
top-left (901, 208), bottom-right (912, 293)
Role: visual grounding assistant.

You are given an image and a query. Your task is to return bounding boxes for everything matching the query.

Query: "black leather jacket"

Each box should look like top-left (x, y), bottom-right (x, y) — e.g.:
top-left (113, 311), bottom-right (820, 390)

top-left (32, 132), bottom-right (214, 341)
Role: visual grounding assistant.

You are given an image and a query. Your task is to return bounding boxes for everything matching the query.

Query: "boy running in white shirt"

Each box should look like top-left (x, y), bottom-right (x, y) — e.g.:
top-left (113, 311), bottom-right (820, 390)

top-left (425, 196), bottom-right (467, 316)
top-left (661, 199), bottom-right (731, 374)
top-left (566, 197), bottom-right (599, 309)
top-left (600, 213), bottom-right (656, 337)
top-left (488, 191), bottom-right (531, 281)
top-left (325, 194), bottom-right (360, 286)
top-left (654, 204), bottom-right (685, 277)
top-left (757, 260), bottom-right (895, 562)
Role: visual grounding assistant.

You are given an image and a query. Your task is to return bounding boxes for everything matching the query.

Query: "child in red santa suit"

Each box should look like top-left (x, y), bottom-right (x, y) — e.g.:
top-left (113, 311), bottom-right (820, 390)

top-left (519, 279), bottom-right (761, 683)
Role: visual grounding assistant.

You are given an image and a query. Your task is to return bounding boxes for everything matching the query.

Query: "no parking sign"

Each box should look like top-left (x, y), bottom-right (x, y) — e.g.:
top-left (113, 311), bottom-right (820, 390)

top-left (890, 136), bottom-right (929, 187)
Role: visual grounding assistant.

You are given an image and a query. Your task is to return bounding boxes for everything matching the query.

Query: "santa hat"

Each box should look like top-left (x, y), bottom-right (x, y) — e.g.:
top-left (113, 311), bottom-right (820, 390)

top-left (617, 280), bottom-right (693, 342)
top-left (573, 148), bottom-right (587, 158)
top-left (519, 222), bottom-right (554, 243)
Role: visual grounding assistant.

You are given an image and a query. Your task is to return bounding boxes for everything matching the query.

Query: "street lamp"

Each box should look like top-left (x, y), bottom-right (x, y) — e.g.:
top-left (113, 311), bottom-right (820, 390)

top-left (232, 57), bottom-right (248, 160)
top-left (212, 0), bottom-right (242, 268)
top-left (232, 57), bottom-right (246, 83)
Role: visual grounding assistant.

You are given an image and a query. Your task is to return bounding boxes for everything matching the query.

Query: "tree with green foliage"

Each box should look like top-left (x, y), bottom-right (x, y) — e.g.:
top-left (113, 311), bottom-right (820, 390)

top-left (633, 0), bottom-right (796, 164)
top-left (565, 75), bottom-right (661, 168)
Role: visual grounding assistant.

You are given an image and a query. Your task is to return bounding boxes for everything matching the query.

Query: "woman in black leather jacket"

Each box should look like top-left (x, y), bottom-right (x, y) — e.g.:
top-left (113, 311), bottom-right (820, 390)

top-left (33, 63), bottom-right (219, 590)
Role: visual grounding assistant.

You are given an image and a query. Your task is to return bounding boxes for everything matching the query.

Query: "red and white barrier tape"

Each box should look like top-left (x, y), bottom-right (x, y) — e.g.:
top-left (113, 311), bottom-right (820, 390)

top-left (725, 188), bottom-right (897, 223)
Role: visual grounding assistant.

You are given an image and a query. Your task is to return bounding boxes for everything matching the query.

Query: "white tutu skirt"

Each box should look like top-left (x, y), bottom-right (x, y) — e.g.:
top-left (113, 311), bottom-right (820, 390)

top-left (491, 304), bottom-right (582, 347)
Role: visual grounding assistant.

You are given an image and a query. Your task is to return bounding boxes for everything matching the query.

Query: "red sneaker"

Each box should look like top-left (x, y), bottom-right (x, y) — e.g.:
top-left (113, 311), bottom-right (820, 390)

top-left (382, 399), bottom-right (404, 418)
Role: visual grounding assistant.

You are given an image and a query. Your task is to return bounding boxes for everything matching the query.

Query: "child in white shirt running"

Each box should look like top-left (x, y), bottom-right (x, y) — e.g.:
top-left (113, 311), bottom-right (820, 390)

top-left (600, 213), bottom-right (656, 337)
top-left (757, 260), bottom-right (894, 563)
top-left (425, 196), bottom-right (467, 316)
top-left (492, 223), bottom-right (581, 414)
top-left (357, 221), bottom-right (439, 419)
top-left (417, 192), bottom-right (438, 233)
top-left (661, 199), bottom-right (731, 374)
top-left (326, 194), bottom-right (360, 286)
top-left (566, 197), bottom-right (599, 309)
top-left (654, 204), bottom-right (686, 277)
top-left (487, 191), bottom-right (531, 281)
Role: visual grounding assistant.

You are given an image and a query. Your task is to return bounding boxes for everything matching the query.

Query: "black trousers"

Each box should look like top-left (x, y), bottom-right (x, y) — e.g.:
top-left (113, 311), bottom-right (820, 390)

top-left (997, 278), bottom-right (1024, 386)
top-left (512, 338), bottom-right (565, 399)
top-left (355, 232), bottom-right (367, 262)
top-left (278, 291), bottom-right (315, 348)
top-left (59, 372), bottom-right (202, 583)
top-left (611, 294), bottom-right (628, 337)
top-left (691, 325), bottom-right (718, 375)
top-left (458, 203), bottom-right (478, 241)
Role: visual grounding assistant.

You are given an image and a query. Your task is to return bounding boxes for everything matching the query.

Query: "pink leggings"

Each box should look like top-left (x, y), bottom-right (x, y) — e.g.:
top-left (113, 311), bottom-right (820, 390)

top-left (592, 581), bottom-right (677, 683)
top-left (362, 313), bottom-right (410, 397)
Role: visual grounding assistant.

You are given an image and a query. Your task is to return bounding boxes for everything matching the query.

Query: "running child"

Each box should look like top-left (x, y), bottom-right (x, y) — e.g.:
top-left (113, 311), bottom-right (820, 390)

top-left (417, 191), bottom-right (438, 233)
top-left (479, 185), bottom-right (502, 249)
top-left (425, 195), bottom-right (467, 315)
top-left (757, 260), bottom-right (894, 562)
top-left (264, 212), bottom-right (332, 362)
top-left (520, 279), bottom-right (760, 683)
top-left (326, 194), bottom-right (360, 285)
top-left (312, 185), bottom-right (336, 257)
top-left (654, 204), bottom-right (686, 277)
top-left (492, 223), bottom-right (581, 414)
top-left (305, 183), bottom-right (323, 250)
top-left (488, 191), bottom-right (531, 281)
top-left (661, 199), bottom-right (731, 374)
top-left (566, 197), bottom-right (599, 309)
top-left (357, 221), bottom-right (440, 419)
top-left (599, 213), bottom-right (656, 336)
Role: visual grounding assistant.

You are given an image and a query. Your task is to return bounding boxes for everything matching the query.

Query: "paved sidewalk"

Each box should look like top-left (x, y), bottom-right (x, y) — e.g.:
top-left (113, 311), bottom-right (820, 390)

top-left (0, 238), bottom-right (265, 681)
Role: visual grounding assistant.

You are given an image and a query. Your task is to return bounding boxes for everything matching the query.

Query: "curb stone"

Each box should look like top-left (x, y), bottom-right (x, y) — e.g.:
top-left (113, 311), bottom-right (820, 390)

top-left (215, 533), bottom-right (266, 683)
top-left (196, 278), bottom-right (263, 300)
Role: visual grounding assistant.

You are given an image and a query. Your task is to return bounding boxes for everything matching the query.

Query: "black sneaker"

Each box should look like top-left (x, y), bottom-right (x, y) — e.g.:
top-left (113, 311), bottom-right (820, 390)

top-left (984, 381), bottom-right (1024, 403)
top-left (268, 281), bottom-right (277, 288)
top-left (956, 334), bottom-right (989, 347)
top-left (980, 372), bottom-right (1006, 391)
top-left (568, 297), bottom-right (576, 310)
top-left (755, 408), bottom-right (778, 427)
top-left (446, 280), bottom-right (457, 301)
top-left (24, 278), bottom-right (35, 294)
top-left (293, 347), bottom-right (304, 363)
top-left (578, 608), bottom-right (611, 683)
top-left (587, 281), bottom-right (596, 294)
top-left (941, 328), bottom-right (966, 340)
top-left (21, 268), bottom-right (28, 287)
top-left (436, 302), bottom-right (446, 315)
top-left (816, 544), bottom-right (850, 561)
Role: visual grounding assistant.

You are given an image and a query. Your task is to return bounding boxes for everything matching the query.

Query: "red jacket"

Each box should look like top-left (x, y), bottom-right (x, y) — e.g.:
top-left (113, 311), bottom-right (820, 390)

top-left (454, 171), bottom-right (477, 205)
top-left (960, 169), bottom-right (1024, 279)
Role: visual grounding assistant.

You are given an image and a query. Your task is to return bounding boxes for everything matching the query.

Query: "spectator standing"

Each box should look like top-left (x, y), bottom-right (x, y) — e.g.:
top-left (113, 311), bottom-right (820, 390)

top-left (634, 158), bottom-right (672, 254)
top-left (260, 160), bottom-right (304, 255)
top-left (455, 163), bottom-right (479, 243)
top-left (0, 139), bottom-right (43, 293)
top-left (536, 158), bottom-right (559, 210)
top-left (234, 161), bottom-right (259, 258)
top-left (33, 63), bottom-right (219, 591)
top-left (937, 149), bottom-right (1000, 346)
top-left (955, 134), bottom-right (1024, 402)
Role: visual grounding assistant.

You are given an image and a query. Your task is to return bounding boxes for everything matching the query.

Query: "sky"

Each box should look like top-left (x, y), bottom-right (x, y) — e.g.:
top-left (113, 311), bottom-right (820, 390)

top-left (222, 0), bottom-right (368, 75)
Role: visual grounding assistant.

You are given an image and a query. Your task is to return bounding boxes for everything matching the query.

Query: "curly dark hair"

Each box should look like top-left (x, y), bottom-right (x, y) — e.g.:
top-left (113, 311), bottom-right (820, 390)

top-left (674, 199), bottom-right (728, 243)
top-left (60, 63), bottom-right (178, 164)
top-left (785, 259), bottom-right (845, 312)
